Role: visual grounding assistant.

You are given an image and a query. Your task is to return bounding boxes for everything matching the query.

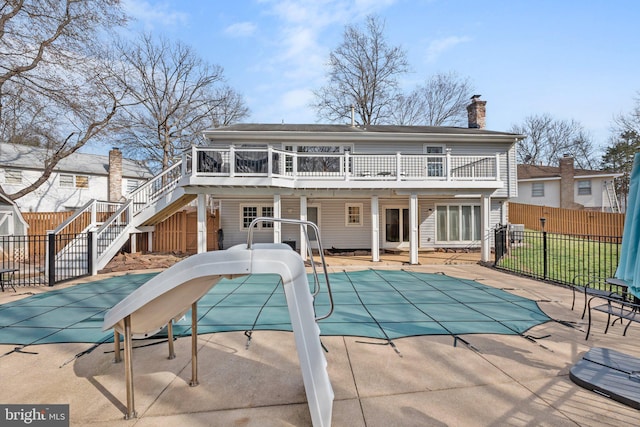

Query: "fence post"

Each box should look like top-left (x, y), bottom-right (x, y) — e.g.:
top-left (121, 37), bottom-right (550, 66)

top-left (88, 231), bottom-right (94, 276)
top-left (47, 232), bottom-right (56, 286)
top-left (540, 217), bottom-right (548, 280)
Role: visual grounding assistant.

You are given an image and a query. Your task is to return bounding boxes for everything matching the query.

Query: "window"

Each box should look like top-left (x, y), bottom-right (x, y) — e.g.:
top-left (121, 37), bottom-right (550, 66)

top-left (436, 205), bottom-right (481, 242)
top-left (241, 204), bottom-right (274, 229)
top-left (4, 169), bottom-right (22, 185)
top-left (59, 174), bottom-right (74, 188)
top-left (126, 179), bottom-right (139, 194)
top-left (425, 145), bottom-right (445, 177)
top-left (531, 182), bottom-right (545, 197)
top-left (59, 174), bottom-right (89, 189)
top-left (75, 175), bottom-right (89, 188)
top-left (577, 180), bottom-right (592, 196)
top-left (345, 203), bottom-right (363, 227)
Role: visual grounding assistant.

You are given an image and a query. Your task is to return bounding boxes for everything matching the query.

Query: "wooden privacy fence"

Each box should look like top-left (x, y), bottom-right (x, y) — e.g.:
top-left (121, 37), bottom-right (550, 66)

top-left (22, 209), bottom-right (220, 256)
top-left (22, 211), bottom-right (74, 235)
top-left (508, 202), bottom-right (625, 237)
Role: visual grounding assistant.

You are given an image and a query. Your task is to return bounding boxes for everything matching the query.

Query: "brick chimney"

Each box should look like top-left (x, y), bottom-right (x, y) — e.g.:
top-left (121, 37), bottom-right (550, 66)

top-left (108, 147), bottom-right (123, 202)
top-left (467, 95), bottom-right (486, 129)
top-left (559, 154), bottom-right (575, 209)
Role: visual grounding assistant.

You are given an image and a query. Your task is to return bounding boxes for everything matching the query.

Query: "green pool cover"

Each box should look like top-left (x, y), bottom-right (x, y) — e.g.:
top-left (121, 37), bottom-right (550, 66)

top-left (0, 270), bottom-right (550, 346)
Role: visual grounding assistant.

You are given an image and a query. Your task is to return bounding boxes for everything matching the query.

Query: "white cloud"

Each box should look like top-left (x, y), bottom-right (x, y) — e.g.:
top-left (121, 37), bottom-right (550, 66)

top-left (224, 22), bottom-right (258, 38)
top-left (122, 0), bottom-right (189, 30)
top-left (426, 36), bottom-right (472, 62)
top-left (281, 88), bottom-right (314, 109)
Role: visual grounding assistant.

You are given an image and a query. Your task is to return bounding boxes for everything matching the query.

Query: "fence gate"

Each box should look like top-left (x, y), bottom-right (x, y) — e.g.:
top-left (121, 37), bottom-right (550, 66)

top-left (494, 225), bottom-right (508, 265)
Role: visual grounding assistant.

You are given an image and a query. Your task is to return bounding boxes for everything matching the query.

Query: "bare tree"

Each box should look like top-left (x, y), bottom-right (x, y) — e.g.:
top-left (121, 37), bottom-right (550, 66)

top-left (208, 85), bottom-right (250, 128)
top-left (390, 72), bottom-right (474, 126)
top-left (312, 15), bottom-right (409, 125)
top-left (511, 114), bottom-right (598, 169)
top-left (613, 91), bottom-right (640, 135)
top-left (112, 33), bottom-right (249, 170)
top-left (0, 0), bottom-right (127, 200)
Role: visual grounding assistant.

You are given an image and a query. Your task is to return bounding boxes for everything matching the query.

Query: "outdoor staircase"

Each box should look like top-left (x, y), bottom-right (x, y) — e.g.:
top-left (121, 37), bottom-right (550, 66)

top-left (50, 160), bottom-right (195, 282)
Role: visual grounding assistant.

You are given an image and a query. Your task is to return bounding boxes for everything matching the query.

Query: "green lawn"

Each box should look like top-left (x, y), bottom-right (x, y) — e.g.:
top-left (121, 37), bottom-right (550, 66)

top-left (496, 231), bottom-right (621, 286)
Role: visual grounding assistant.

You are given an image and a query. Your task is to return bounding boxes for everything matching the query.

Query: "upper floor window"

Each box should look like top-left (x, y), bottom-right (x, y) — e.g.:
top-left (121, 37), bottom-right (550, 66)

top-left (424, 145), bottom-right (445, 177)
top-left (241, 204), bottom-right (274, 229)
top-left (577, 180), bottom-right (591, 196)
top-left (60, 174), bottom-right (89, 189)
top-left (531, 182), bottom-right (545, 197)
top-left (345, 203), bottom-right (363, 227)
top-left (4, 169), bottom-right (22, 185)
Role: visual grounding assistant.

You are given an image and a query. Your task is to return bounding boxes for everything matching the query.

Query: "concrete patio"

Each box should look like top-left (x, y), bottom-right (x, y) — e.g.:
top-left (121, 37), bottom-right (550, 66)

top-left (1, 259), bottom-right (639, 426)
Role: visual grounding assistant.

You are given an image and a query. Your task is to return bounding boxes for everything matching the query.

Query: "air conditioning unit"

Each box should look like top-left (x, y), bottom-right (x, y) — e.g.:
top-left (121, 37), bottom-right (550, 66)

top-left (509, 224), bottom-right (525, 244)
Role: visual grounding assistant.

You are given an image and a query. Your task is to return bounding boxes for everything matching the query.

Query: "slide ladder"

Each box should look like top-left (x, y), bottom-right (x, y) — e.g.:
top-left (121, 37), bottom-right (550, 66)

top-left (103, 219), bottom-right (334, 427)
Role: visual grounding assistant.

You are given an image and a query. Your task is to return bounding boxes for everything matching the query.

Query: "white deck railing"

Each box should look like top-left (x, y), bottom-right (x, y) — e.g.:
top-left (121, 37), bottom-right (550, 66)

top-left (186, 146), bottom-right (501, 182)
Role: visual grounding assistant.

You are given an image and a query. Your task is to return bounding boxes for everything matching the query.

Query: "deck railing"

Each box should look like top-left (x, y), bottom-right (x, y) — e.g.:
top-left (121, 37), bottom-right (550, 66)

top-left (187, 147), bottom-right (501, 182)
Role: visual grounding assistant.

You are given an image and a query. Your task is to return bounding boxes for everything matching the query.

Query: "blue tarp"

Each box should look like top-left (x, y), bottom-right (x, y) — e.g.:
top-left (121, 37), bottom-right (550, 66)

top-left (615, 152), bottom-right (640, 298)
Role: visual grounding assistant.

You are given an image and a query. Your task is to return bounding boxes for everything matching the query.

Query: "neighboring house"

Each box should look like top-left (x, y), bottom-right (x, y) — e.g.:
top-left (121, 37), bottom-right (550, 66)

top-left (514, 156), bottom-right (622, 212)
top-left (0, 143), bottom-right (153, 212)
top-left (189, 96), bottom-right (524, 263)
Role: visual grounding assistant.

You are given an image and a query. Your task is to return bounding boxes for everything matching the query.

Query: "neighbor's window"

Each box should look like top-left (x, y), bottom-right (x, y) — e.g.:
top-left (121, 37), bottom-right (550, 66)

top-left (75, 175), bottom-right (89, 188)
top-left (531, 182), bottom-right (545, 197)
top-left (59, 174), bottom-right (74, 188)
top-left (345, 203), bottom-right (363, 227)
top-left (577, 180), bottom-right (592, 196)
top-left (126, 179), bottom-right (139, 194)
top-left (436, 205), bottom-right (481, 242)
top-left (4, 169), bottom-right (22, 185)
top-left (241, 204), bottom-right (274, 229)
top-left (60, 174), bottom-right (89, 189)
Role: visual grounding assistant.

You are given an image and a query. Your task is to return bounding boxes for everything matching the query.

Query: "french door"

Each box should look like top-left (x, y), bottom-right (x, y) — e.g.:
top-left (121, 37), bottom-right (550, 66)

top-left (384, 207), bottom-right (409, 248)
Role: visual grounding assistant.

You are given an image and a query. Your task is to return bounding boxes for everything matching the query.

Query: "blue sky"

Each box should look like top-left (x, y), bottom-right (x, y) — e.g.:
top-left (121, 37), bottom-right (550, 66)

top-left (121, 0), bottom-right (639, 152)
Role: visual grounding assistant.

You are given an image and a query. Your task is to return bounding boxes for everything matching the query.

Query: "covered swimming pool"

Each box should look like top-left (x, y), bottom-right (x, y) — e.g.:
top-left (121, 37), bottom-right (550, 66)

top-left (0, 269), bottom-right (550, 346)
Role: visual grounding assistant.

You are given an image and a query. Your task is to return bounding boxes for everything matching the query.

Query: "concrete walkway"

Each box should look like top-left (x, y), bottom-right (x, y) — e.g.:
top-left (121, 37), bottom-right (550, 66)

top-left (1, 260), bottom-right (639, 426)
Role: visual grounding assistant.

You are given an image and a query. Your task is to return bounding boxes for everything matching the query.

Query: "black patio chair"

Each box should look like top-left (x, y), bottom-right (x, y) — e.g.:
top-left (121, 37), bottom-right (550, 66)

top-left (585, 291), bottom-right (640, 339)
top-left (571, 274), bottom-right (626, 319)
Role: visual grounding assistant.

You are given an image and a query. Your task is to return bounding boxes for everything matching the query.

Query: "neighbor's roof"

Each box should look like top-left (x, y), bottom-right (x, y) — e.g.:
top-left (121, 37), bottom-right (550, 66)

top-left (0, 143), bottom-right (153, 179)
top-left (203, 123), bottom-right (524, 138)
top-left (518, 164), bottom-right (622, 180)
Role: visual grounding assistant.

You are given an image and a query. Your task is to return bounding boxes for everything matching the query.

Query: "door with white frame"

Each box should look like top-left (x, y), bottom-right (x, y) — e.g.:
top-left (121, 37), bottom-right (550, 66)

top-left (383, 206), bottom-right (410, 249)
top-left (306, 204), bottom-right (321, 250)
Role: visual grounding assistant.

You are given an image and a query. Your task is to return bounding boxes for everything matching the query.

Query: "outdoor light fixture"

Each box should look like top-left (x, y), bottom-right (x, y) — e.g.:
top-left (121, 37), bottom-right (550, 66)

top-left (540, 217), bottom-right (546, 231)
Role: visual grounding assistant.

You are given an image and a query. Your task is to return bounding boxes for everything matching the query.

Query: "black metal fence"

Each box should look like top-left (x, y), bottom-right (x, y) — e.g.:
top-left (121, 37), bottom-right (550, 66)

top-left (48, 232), bottom-right (93, 286)
top-left (1, 234), bottom-right (48, 287)
top-left (494, 225), bottom-right (622, 286)
top-left (0, 233), bottom-right (92, 288)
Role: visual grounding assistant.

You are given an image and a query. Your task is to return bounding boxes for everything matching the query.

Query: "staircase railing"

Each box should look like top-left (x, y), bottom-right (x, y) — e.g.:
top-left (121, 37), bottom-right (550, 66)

top-left (47, 199), bottom-right (123, 284)
top-left (52, 199), bottom-right (123, 236)
top-left (129, 161), bottom-right (183, 217)
top-left (91, 160), bottom-right (185, 273)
